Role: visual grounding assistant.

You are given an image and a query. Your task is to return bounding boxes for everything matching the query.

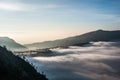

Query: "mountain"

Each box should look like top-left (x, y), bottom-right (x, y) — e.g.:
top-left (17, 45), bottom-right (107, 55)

top-left (0, 37), bottom-right (27, 51)
top-left (0, 46), bottom-right (48, 80)
top-left (25, 30), bottom-right (120, 49)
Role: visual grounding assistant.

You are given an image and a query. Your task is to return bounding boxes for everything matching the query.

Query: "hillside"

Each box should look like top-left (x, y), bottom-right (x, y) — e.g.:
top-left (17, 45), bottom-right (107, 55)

top-left (25, 30), bottom-right (120, 49)
top-left (0, 37), bottom-right (27, 51)
top-left (0, 46), bottom-right (48, 80)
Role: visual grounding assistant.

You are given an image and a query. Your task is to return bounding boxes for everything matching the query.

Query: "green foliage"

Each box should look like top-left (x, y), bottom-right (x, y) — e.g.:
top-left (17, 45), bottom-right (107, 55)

top-left (0, 46), bottom-right (48, 80)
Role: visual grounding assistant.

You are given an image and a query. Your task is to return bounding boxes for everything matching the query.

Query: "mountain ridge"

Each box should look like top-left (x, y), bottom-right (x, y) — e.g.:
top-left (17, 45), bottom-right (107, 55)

top-left (25, 30), bottom-right (120, 49)
top-left (0, 37), bottom-right (27, 51)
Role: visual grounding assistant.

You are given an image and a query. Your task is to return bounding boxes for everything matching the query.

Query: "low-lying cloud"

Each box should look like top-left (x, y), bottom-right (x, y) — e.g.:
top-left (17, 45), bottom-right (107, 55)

top-left (27, 41), bottom-right (120, 80)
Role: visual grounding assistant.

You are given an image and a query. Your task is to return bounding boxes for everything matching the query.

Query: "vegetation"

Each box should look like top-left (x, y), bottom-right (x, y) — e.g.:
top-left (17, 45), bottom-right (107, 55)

top-left (28, 49), bottom-right (53, 57)
top-left (0, 46), bottom-right (48, 80)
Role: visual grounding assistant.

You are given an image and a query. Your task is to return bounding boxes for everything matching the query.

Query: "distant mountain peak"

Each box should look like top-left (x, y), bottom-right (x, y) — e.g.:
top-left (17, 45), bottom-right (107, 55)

top-left (0, 37), bottom-right (11, 40)
top-left (0, 37), bottom-right (9, 38)
top-left (0, 37), bottom-right (27, 51)
top-left (97, 29), bottom-right (104, 32)
top-left (25, 30), bottom-right (120, 49)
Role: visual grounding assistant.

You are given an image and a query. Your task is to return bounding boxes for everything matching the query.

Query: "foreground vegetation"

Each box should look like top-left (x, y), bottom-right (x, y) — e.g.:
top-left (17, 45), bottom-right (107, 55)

top-left (0, 46), bottom-right (48, 80)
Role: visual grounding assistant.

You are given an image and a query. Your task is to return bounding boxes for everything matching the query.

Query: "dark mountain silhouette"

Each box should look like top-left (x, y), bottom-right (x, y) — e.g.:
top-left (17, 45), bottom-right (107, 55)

top-left (0, 37), bottom-right (27, 51)
top-left (0, 46), bottom-right (48, 80)
top-left (25, 30), bottom-right (120, 49)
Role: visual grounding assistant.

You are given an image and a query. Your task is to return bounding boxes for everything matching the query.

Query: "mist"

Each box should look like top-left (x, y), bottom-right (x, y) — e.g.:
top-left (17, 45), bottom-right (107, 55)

top-left (27, 41), bottom-right (120, 80)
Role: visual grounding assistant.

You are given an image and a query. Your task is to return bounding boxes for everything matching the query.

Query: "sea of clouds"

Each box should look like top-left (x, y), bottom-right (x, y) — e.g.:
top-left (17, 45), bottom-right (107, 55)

top-left (27, 41), bottom-right (120, 80)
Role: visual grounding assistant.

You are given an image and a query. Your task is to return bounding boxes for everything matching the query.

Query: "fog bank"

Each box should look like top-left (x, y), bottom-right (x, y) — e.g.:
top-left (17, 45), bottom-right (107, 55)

top-left (27, 41), bottom-right (120, 80)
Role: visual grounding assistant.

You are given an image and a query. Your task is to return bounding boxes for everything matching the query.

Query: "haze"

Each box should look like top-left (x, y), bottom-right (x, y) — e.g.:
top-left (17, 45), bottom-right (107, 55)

top-left (27, 41), bottom-right (120, 80)
top-left (0, 0), bottom-right (120, 44)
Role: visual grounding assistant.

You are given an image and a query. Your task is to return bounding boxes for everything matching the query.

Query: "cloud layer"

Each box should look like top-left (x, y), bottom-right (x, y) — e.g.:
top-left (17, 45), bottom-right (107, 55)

top-left (26, 41), bottom-right (120, 80)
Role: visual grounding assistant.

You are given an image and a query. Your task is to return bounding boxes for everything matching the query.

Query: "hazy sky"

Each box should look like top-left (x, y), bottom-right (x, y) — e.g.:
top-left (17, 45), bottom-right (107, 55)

top-left (0, 0), bottom-right (120, 44)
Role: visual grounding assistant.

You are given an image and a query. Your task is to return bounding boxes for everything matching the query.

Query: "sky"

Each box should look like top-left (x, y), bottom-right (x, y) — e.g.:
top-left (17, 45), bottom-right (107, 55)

top-left (0, 0), bottom-right (120, 44)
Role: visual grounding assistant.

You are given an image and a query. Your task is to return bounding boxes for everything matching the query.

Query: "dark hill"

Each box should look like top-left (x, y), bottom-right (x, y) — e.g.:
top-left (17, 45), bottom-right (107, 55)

top-left (0, 46), bottom-right (48, 80)
top-left (25, 30), bottom-right (120, 49)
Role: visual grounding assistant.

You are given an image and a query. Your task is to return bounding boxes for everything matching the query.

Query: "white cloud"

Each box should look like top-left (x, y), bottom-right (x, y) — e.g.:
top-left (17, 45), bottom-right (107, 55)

top-left (0, 1), bottom-right (65, 12)
top-left (0, 2), bottom-right (25, 11)
top-left (26, 41), bottom-right (120, 80)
